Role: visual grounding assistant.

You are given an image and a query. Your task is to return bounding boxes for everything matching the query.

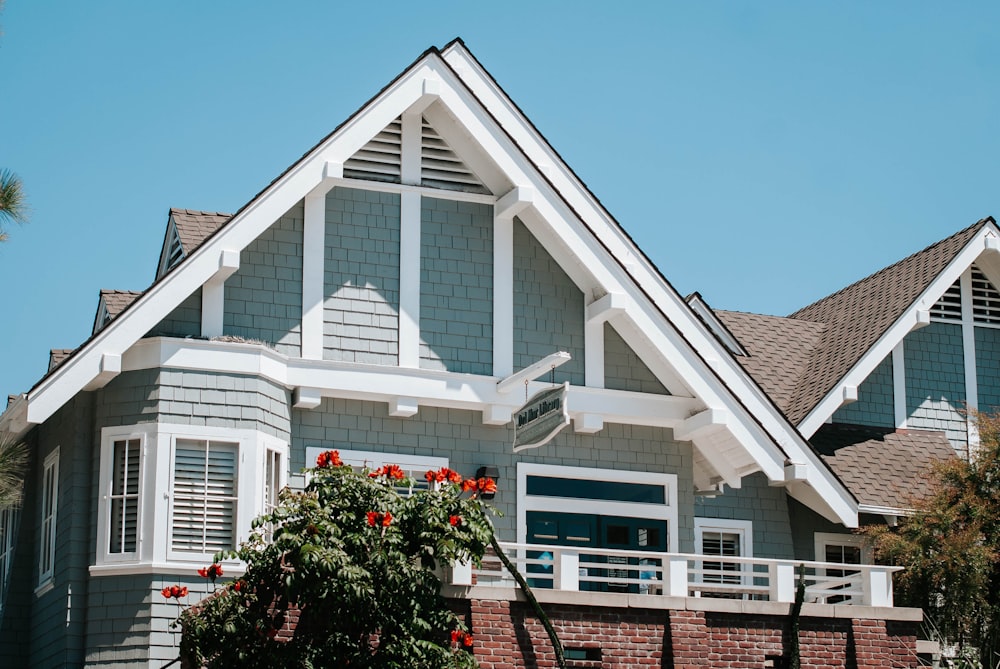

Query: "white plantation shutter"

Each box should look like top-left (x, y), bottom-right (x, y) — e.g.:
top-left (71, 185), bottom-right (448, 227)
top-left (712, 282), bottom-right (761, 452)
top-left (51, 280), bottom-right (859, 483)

top-left (108, 438), bottom-right (140, 554)
top-left (702, 530), bottom-right (741, 584)
top-left (171, 439), bottom-right (238, 554)
top-left (931, 279), bottom-right (963, 321)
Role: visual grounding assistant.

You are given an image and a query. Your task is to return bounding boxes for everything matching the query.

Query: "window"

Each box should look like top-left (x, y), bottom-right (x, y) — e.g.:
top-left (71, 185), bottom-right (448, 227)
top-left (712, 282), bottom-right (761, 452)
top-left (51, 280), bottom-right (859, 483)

top-left (694, 518), bottom-right (753, 598)
top-left (93, 425), bottom-right (287, 572)
top-left (171, 439), bottom-right (239, 555)
top-left (0, 507), bottom-right (18, 608)
top-left (38, 448), bottom-right (59, 589)
top-left (108, 438), bottom-right (141, 556)
top-left (304, 447), bottom-right (447, 495)
top-left (815, 532), bottom-right (868, 604)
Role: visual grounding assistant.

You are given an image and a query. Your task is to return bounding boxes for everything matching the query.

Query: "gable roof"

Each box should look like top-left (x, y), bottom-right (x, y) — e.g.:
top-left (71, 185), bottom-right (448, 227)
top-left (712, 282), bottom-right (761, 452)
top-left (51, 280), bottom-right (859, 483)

top-left (786, 219), bottom-right (992, 427)
top-left (171, 209), bottom-right (232, 253)
top-left (810, 423), bottom-right (955, 512)
top-left (0, 40), bottom-right (860, 526)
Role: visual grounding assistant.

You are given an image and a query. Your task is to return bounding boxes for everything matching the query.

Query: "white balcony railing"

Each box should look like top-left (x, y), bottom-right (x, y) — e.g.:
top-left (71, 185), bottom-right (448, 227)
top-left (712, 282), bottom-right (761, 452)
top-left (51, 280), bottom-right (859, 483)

top-left (451, 542), bottom-right (902, 607)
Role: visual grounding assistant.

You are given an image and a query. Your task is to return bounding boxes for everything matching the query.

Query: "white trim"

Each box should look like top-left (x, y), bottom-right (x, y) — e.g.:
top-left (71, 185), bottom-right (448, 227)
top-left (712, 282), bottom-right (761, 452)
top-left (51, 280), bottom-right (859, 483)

top-left (814, 532), bottom-right (870, 564)
top-left (328, 176), bottom-right (496, 204)
top-left (584, 315), bottom-right (605, 389)
top-left (516, 463), bottom-right (678, 553)
top-left (96, 431), bottom-right (145, 564)
top-left (960, 268), bottom-right (981, 453)
top-left (493, 214), bottom-right (513, 378)
top-left (892, 343), bottom-right (907, 428)
top-left (38, 447), bottom-right (59, 589)
top-left (301, 191), bottom-right (327, 359)
top-left (400, 111), bottom-right (422, 186)
top-left (398, 191), bottom-right (421, 368)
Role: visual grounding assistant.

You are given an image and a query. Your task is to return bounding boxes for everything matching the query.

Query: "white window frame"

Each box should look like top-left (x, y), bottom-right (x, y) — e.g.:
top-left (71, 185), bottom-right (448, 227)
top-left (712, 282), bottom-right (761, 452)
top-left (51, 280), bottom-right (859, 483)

top-left (37, 447), bottom-right (60, 593)
top-left (694, 517), bottom-right (753, 591)
top-left (97, 432), bottom-right (146, 564)
top-left (92, 424), bottom-right (287, 574)
top-left (814, 532), bottom-right (869, 565)
top-left (516, 463), bottom-right (678, 552)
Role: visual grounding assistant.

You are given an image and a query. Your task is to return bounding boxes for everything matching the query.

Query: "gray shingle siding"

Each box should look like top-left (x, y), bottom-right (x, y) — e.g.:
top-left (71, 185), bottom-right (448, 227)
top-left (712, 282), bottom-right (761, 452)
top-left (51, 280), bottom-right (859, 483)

top-left (904, 322), bottom-right (968, 454)
top-left (224, 201), bottom-right (304, 355)
top-left (149, 288), bottom-right (202, 338)
top-left (694, 473), bottom-right (794, 560)
top-left (323, 187), bottom-right (401, 365)
top-left (975, 325), bottom-right (1000, 414)
top-left (513, 218), bottom-right (584, 386)
top-left (832, 354), bottom-right (894, 427)
top-left (604, 323), bottom-right (669, 394)
top-left (419, 197), bottom-right (494, 375)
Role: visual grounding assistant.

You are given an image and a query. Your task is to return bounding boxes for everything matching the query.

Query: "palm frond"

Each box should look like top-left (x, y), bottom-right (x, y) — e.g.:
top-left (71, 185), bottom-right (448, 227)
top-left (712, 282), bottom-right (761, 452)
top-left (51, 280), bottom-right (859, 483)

top-left (0, 434), bottom-right (28, 510)
top-left (0, 168), bottom-right (29, 231)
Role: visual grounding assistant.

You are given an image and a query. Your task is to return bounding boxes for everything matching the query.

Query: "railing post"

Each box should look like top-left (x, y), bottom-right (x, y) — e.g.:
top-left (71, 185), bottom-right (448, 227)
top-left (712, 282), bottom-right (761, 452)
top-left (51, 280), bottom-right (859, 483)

top-left (450, 559), bottom-right (473, 586)
top-left (771, 561), bottom-right (796, 603)
top-left (862, 567), bottom-right (893, 607)
top-left (556, 550), bottom-right (580, 591)
top-left (664, 556), bottom-right (688, 597)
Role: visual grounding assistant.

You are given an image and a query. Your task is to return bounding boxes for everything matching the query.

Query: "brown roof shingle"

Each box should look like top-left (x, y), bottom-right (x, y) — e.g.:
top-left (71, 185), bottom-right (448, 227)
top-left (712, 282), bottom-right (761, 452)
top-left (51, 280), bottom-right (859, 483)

top-left (170, 208), bottom-right (231, 254)
top-left (715, 310), bottom-right (827, 416)
top-left (100, 289), bottom-right (143, 319)
top-left (810, 424), bottom-right (955, 509)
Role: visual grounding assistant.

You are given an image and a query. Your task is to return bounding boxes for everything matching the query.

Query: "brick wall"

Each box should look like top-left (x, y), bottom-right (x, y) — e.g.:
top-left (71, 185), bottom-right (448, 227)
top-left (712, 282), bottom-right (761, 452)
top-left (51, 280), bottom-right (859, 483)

top-left (464, 597), bottom-right (920, 669)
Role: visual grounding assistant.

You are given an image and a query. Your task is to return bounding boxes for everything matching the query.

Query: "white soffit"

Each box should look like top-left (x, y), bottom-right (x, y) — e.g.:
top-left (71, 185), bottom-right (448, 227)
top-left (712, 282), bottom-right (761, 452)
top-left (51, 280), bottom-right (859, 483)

top-left (798, 222), bottom-right (1000, 438)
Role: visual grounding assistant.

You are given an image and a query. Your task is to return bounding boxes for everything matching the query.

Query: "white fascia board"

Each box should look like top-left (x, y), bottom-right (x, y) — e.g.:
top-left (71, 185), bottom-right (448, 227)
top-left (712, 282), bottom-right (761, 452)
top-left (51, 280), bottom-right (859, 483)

top-left (798, 224), bottom-right (1000, 438)
top-left (24, 59), bottom-right (445, 426)
top-left (444, 43), bottom-right (855, 522)
top-left (121, 338), bottom-right (699, 428)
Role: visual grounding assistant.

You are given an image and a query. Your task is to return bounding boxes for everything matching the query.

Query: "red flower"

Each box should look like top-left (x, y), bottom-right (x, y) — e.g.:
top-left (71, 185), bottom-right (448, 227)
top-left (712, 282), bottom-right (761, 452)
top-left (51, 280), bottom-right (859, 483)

top-left (198, 563), bottom-right (224, 581)
top-left (462, 632), bottom-right (474, 647)
top-left (381, 512), bottom-right (393, 527)
top-left (316, 450), bottom-right (343, 468)
top-left (451, 629), bottom-right (460, 644)
top-left (366, 511), bottom-right (379, 527)
top-left (461, 479), bottom-right (477, 492)
top-left (447, 469), bottom-right (463, 484)
top-left (425, 470), bottom-right (436, 483)
top-left (162, 585), bottom-right (188, 600)
top-left (386, 464), bottom-right (405, 480)
top-left (477, 478), bottom-right (497, 495)
top-left (449, 515), bottom-right (461, 526)
top-left (232, 580), bottom-right (242, 592)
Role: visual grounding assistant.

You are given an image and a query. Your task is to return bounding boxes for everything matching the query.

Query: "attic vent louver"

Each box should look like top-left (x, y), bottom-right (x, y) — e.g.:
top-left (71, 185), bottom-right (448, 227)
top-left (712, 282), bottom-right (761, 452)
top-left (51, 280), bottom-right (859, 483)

top-left (931, 280), bottom-right (962, 322)
top-left (420, 118), bottom-right (489, 194)
top-left (163, 222), bottom-right (185, 274)
top-left (972, 266), bottom-right (1000, 325)
top-left (343, 117), bottom-right (402, 183)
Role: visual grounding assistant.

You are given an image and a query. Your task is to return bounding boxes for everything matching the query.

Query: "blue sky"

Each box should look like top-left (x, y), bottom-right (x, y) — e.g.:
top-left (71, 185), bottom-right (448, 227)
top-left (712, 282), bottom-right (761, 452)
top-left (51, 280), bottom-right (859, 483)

top-left (1, 1), bottom-right (998, 395)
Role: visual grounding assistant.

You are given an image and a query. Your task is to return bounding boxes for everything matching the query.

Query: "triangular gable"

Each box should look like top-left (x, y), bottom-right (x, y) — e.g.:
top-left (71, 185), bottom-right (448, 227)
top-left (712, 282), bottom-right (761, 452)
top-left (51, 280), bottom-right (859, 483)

top-left (7, 41), bottom-right (858, 526)
top-left (788, 218), bottom-right (1000, 437)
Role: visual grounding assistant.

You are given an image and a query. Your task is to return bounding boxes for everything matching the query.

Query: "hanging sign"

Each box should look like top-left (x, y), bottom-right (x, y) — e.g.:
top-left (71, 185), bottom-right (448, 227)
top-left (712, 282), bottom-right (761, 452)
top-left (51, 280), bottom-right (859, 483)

top-left (513, 382), bottom-right (570, 452)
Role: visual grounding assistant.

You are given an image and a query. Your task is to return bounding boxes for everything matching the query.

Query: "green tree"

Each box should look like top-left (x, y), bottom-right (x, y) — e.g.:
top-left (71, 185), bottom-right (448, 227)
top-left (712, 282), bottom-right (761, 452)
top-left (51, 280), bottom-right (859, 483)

top-left (0, 169), bottom-right (28, 241)
top-left (862, 411), bottom-right (1000, 666)
top-left (178, 453), bottom-right (497, 668)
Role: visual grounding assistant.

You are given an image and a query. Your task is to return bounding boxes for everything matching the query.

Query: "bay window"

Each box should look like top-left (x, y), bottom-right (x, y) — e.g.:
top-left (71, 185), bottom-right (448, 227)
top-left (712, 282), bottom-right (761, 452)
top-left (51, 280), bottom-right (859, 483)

top-left (93, 424), bottom-right (287, 573)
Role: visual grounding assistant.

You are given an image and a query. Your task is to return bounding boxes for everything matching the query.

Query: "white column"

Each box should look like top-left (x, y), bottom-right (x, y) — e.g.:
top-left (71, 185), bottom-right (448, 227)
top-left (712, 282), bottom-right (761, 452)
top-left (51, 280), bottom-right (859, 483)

top-left (400, 111), bottom-right (422, 186)
top-left (585, 319), bottom-right (604, 388)
top-left (398, 191), bottom-right (421, 368)
top-left (200, 250), bottom-right (239, 339)
top-left (892, 343), bottom-right (907, 428)
top-left (301, 192), bottom-right (327, 360)
top-left (493, 216), bottom-right (514, 378)
top-left (960, 269), bottom-right (980, 454)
